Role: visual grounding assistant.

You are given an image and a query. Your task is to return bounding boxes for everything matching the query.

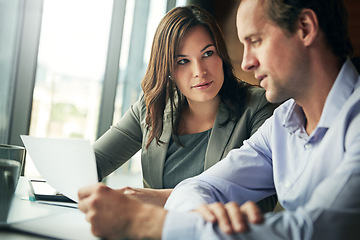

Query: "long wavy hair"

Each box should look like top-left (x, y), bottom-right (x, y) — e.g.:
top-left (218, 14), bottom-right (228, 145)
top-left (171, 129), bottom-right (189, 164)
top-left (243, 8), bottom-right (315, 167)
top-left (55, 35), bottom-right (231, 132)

top-left (141, 5), bottom-right (249, 148)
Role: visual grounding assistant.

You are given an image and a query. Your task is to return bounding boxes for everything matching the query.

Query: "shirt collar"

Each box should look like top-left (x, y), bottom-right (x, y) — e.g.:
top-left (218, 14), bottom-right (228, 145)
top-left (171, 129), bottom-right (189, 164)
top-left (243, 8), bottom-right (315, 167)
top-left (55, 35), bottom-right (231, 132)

top-left (283, 58), bottom-right (359, 134)
top-left (317, 58), bottom-right (359, 128)
top-left (282, 100), bottom-right (305, 134)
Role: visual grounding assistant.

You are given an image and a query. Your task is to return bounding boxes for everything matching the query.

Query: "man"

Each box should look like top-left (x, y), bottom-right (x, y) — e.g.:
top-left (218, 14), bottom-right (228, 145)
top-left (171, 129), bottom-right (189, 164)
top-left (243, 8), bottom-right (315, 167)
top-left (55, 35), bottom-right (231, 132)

top-left (78, 0), bottom-right (360, 239)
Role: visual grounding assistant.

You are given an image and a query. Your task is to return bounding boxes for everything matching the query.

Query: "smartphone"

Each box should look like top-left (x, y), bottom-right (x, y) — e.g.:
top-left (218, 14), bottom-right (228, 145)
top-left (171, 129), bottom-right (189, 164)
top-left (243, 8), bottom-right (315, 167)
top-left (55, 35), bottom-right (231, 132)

top-left (28, 180), bottom-right (75, 203)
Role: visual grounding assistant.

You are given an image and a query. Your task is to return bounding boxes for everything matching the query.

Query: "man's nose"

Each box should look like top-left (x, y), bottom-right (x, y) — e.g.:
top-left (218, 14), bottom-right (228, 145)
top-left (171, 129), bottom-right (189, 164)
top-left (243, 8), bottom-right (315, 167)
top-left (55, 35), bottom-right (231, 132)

top-left (241, 48), bottom-right (258, 72)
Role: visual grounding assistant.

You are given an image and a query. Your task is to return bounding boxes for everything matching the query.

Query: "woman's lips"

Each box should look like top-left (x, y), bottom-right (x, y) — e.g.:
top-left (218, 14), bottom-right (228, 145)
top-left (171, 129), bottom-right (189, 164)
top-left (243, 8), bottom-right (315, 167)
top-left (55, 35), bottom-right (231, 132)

top-left (192, 81), bottom-right (213, 89)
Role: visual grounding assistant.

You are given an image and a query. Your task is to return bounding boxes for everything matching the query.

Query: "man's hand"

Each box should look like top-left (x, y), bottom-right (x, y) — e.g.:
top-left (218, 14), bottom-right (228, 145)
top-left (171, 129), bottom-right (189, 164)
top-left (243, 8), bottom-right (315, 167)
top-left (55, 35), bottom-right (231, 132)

top-left (194, 201), bottom-right (263, 234)
top-left (78, 183), bottom-right (166, 240)
top-left (121, 186), bottom-right (172, 207)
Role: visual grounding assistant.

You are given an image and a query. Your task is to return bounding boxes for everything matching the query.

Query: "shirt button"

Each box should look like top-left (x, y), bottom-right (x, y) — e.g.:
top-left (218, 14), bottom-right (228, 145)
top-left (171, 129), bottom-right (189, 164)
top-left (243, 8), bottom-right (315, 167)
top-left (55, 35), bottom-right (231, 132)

top-left (284, 181), bottom-right (291, 188)
top-left (305, 143), bottom-right (312, 149)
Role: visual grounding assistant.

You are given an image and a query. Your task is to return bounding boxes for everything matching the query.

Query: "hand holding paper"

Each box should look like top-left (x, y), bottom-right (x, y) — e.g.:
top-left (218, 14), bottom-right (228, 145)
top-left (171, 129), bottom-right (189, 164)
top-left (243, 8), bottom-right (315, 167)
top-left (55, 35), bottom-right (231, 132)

top-left (21, 136), bottom-right (98, 202)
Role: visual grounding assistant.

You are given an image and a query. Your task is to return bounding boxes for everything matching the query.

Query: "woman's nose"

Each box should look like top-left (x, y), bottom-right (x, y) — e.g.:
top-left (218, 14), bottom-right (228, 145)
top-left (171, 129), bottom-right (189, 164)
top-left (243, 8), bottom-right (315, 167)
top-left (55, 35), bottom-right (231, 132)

top-left (192, 61), bottom-right (207, 78)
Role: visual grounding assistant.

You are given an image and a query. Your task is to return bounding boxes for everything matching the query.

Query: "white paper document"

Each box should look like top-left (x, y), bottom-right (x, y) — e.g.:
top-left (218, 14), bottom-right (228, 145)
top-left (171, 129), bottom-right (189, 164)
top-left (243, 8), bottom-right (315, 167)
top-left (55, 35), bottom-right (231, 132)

top-left (20, 135), bottom-right (98, 202)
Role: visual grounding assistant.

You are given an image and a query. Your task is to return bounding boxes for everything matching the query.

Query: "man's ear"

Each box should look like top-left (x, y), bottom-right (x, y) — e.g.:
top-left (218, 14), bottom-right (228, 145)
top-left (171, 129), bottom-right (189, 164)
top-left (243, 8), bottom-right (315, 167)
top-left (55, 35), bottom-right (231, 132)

top-left (297, 9), bottom-right (319, 47)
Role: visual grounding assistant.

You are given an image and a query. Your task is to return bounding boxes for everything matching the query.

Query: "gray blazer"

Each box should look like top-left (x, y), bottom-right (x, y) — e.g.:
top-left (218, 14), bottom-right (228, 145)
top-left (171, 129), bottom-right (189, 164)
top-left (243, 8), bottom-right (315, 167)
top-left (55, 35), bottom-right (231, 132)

top-left (94, 86), bottom-right (277, 189)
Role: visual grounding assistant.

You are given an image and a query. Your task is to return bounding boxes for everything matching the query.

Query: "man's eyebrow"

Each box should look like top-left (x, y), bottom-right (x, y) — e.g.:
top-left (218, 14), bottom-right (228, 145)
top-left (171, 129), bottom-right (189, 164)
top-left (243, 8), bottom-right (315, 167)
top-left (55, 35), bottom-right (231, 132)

top-left (239, 35), bottom-right (254, 44)
top-left (176, 44), bottom-right (215, 58)
top-left (244, 33), bottom-right (261, 41)
top-left (244, 35), bottom-right (254, 42)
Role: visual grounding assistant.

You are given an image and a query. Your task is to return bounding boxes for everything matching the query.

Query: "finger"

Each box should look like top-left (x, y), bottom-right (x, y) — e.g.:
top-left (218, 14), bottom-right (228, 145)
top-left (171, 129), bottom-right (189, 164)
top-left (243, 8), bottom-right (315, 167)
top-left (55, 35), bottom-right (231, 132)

top-left (194, 204), bottom-right (217, 223)
top-left (78, 189), bottom-right (98, 214)
top-left (208, 203), bottom-right (233, 234)
top-left (123, 187), bottom-right (136, 195)
top-left (240, 201), bottom-right (264, 224)
top-left (78, 184), bottom-right (106, 213)
top-left (118, 186), bottom-right (131, 194)
top-left (78, 183), bottom-right (103, 199)
top-left (78, 194), bottom-right (91, 214)
top-left (224, 202), bottom-right (246, 233)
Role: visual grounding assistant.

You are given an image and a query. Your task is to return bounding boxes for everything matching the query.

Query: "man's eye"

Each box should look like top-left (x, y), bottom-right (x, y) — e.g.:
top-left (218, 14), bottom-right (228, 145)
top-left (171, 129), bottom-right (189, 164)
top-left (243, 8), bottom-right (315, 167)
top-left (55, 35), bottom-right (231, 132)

top-left (204, 50), bottom-right (214, 57)
top-left (251, 39), bottom-right (261, 45)
top-left (177, 59), bottom-right (189, 65)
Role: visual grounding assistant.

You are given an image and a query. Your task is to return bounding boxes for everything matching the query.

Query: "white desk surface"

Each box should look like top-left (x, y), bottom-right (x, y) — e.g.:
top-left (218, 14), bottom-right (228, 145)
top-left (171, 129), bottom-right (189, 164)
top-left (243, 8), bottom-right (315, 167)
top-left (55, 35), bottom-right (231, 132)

top-left (0, 177), bottom-right (99, 240)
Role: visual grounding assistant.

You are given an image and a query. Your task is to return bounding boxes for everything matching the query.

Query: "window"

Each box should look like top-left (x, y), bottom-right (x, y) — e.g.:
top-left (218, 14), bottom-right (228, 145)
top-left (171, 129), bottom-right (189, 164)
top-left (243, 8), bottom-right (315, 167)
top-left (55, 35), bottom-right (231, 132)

top-left (26, 0), bottom-right (113, 177)
top-left (109, 0), bottom-right (170, 187)
top-left (24, 0), bottom-right (183, 182)
top-left (0, 0), bottom-right (23, 143)
top-left (29, 0), bottom-right (113, 141)
top-left (6, 0), bottom-right (186, 186)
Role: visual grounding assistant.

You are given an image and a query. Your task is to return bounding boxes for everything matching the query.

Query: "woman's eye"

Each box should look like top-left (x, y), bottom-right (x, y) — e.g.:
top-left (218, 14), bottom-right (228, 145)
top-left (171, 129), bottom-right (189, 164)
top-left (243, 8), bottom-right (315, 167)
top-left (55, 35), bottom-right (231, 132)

top-left (203, 50), bottom-right (214, 57)
top-left (177, 59), bottom-right (189, 65)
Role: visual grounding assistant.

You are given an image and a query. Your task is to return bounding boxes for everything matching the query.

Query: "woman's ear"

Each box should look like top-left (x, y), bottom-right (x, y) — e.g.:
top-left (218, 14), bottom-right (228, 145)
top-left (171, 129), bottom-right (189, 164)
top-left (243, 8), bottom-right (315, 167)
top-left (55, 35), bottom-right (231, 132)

top-left (297, 9), bottom-right (319, 47)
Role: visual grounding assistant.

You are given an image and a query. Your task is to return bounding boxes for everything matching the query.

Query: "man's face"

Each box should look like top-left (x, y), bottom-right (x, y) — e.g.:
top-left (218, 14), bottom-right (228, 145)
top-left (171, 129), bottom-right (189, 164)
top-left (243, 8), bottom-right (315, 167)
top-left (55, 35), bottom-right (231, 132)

top-left (236, 0), bottom-right (309, 103)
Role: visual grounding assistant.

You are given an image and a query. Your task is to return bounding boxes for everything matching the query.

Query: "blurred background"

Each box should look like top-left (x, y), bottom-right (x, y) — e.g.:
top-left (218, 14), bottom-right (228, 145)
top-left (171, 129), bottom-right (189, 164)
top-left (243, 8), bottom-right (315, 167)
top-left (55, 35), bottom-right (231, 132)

top-left (1, 0), bottom-right (359, 187)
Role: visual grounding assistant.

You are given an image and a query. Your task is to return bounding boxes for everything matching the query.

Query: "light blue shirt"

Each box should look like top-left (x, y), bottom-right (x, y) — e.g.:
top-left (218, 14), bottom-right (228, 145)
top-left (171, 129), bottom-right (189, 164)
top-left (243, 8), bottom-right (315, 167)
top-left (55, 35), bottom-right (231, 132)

top-left (162, 59), bottom-right (360, 240)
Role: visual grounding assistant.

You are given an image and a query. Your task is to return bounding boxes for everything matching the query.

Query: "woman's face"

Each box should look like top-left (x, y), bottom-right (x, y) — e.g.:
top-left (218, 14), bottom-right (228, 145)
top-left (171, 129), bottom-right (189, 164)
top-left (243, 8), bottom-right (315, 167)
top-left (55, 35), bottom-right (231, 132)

top-left (173, 25), bottom-right (224, 106)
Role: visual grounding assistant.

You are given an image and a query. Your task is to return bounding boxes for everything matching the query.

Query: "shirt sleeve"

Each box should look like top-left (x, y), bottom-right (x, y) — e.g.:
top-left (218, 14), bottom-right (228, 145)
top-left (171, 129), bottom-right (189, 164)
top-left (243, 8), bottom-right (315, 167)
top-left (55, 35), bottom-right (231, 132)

top-left (164, 117), bottom-right (276, 211)
top-left (162, 112), bottom-right (360, 240)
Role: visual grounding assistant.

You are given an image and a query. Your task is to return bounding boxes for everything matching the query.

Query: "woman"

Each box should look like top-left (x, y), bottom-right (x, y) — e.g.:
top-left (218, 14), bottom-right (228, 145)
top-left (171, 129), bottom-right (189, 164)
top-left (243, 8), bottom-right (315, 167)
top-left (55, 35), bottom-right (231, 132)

top-left (94, 5), bottom-right (277, 211)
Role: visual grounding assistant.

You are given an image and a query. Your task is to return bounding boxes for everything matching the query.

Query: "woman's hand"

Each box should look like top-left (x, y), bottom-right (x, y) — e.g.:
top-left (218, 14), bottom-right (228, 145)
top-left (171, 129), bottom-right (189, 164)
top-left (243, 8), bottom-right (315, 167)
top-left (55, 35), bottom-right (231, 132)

top-left (194, 201), bottom-right (264, 234)
top-left (120, 186), bottom-right (172, 207)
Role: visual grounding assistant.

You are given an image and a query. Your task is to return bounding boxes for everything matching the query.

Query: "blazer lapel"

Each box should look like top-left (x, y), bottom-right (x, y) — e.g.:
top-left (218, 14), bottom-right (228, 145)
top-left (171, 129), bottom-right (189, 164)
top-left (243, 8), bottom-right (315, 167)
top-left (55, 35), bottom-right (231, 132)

top-left (144, 110), bottom-right (172, 189)
top-left (204, 102), bottom-right (236, 170)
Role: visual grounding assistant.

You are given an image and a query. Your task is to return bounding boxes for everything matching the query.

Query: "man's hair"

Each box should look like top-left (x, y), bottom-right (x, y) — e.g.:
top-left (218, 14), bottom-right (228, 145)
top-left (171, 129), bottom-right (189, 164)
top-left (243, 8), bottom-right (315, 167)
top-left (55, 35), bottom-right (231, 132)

top-left (262, 0), bottom-right (353, 60)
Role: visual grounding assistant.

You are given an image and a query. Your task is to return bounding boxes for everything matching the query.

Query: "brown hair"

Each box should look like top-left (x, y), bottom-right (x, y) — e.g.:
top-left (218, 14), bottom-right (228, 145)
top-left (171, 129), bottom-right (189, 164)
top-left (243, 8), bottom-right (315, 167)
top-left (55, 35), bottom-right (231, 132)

top-left (142, 5), bottom-right (249, 148)
top-left (259, 0), bottom-right (353, 60)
